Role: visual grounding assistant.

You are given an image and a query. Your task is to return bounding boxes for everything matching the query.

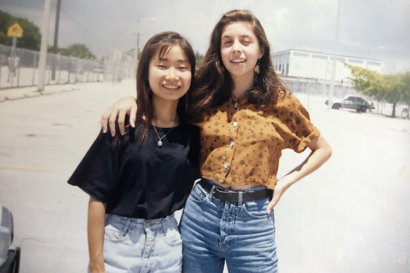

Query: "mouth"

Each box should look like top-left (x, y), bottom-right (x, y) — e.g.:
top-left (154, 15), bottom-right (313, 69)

top-left (230, 59), bottom-right (246, 64)
top-left (163, 84), bottom-right (181, 90)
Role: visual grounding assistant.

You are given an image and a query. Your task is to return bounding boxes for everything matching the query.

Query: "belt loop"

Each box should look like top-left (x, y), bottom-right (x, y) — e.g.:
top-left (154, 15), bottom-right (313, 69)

top-left (162, 219), bottom-right (167, 236)
top-left (238, 191), bottom-right (243, 206)
top-left (121, 218), bottom-right (131, 236)
top-left (208, 185), bottom-right (216, 201)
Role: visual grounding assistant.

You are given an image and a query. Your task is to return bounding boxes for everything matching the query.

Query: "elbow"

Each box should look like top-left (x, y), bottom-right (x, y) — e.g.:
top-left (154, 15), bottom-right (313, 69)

top-left (324, 144), bottom-right (332, 160)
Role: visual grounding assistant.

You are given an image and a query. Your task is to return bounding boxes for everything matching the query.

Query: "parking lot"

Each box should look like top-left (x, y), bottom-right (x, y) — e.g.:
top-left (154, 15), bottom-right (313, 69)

top-left (0, 80), bottom-right (409, 273)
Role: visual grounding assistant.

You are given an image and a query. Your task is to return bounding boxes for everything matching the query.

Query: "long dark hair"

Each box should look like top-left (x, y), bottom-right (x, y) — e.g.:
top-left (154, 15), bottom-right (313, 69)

top-left (115, 31), bottom-right (196, 145)
top-left (187, 9), bottom-right (289, 122)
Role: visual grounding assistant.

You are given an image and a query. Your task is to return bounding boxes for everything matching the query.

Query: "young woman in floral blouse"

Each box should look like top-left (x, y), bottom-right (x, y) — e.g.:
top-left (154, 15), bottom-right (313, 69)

top-left (101, 9), bottom-right (332, 273)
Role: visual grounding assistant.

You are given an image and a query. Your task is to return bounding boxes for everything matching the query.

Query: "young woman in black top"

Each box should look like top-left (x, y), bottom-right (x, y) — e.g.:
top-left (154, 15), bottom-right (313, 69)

top-left (68, 32), bottom-right (200, 273)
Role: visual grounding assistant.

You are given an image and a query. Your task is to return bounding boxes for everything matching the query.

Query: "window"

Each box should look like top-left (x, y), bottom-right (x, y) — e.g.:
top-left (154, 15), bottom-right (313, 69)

top-left (349, 59), bottom-right (364, 64)
top-left (368, 61), bottom-right (382, 66)
top-left (312, 54), bottom-right (328, 60)
top-left (279, 64), bottom-right (281, 71)
top-left (286, 63), bottom-right (289, 75)
top-left (293, 52), bottom-right (309, 57)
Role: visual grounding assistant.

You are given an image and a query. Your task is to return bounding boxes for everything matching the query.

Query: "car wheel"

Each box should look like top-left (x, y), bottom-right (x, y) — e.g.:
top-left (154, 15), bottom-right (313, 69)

top-left (332, 103), bottom-right (341, 110)
top-left (360, 106), bottom-right (367, 113)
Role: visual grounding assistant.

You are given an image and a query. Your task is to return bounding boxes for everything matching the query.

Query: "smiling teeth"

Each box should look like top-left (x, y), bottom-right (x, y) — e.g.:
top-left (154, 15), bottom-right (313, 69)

top-left (164, 85), bottom-right (179, 89)
top-left (232, 59), bottom-right (245, 63)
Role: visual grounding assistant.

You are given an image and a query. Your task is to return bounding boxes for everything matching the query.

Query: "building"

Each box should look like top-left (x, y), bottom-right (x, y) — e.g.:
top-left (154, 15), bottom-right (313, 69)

top-left (271, 49), bottom-right (384, 82)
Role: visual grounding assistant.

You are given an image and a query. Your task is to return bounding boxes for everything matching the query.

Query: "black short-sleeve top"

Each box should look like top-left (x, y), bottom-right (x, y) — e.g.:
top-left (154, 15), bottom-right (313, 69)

top-left (68, 121), bottom-right (201, 220)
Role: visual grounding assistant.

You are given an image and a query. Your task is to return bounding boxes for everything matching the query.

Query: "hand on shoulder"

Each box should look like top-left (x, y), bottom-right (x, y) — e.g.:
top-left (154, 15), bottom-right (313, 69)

top-left (100, 96), bottom-right (137, 136)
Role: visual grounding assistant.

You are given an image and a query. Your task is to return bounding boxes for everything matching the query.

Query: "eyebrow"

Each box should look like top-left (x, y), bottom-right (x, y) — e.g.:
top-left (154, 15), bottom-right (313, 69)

top-left (158, 57), bottom-right (189, 63)
top-left (221, 34), bottom-right (252, 39)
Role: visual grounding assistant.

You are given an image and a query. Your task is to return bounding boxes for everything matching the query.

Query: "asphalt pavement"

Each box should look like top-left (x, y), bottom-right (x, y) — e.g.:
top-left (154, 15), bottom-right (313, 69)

top-left (0, 80), bottom-right (409, 273)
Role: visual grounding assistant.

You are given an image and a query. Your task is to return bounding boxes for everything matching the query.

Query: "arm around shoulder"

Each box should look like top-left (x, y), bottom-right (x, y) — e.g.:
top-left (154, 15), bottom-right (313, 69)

top-left (100, 96), bottom-right (137, 136)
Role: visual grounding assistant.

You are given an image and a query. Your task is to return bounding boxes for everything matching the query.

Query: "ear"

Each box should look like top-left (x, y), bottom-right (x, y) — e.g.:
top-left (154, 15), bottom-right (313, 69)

top-left (259, 46), bottom-right (264, 59)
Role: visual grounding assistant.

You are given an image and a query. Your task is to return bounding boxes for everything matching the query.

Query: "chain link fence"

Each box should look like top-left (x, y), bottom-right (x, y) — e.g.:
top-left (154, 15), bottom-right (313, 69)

top-left (283, 76), bottom-right (408, 117)
top-left (0, 44), bottom-right (136, 89)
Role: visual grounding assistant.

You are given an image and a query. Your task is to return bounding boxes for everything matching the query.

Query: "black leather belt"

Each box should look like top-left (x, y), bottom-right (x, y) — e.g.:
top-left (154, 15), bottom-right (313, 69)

top-left (198, 178), bottom-right (273, 202)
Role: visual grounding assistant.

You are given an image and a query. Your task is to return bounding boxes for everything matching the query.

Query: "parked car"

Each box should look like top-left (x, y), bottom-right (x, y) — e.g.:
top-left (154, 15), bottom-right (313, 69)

top-left (0, 205), bottom-right (20, 273)
top-left (325, 95), bottom-right (375, 113)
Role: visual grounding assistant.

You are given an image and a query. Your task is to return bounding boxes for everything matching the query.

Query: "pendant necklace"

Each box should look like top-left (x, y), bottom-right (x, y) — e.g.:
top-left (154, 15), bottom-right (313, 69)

top-left (152, 125), bottom-right (174, 147)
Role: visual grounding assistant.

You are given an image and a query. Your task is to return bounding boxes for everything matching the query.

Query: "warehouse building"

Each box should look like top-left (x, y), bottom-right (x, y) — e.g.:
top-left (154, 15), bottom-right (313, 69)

top-left (271, 49), bottom-right (384, 81)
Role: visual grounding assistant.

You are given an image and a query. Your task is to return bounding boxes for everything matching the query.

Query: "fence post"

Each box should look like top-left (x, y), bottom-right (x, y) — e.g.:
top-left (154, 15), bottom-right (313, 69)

top-left (57, 54), bottom-right (61, 83)
top-left (0, 46), bottom-right (2, 89)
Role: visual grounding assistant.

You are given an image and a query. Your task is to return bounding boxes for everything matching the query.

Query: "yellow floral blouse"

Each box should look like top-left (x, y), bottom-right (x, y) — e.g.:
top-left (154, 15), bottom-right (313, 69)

top-left (196, 91), bottom-right (320, 190)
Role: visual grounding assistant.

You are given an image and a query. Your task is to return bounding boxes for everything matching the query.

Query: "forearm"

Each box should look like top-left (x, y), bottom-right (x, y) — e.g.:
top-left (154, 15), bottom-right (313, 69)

top-left (87, 196), bottom-right (107, 272)
top-left (283, 142), bottom-right (332, 189)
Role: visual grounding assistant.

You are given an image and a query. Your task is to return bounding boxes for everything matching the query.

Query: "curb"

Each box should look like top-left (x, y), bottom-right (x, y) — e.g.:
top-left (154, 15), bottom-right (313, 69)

top-left (0, 88), bottom-right (80, 103)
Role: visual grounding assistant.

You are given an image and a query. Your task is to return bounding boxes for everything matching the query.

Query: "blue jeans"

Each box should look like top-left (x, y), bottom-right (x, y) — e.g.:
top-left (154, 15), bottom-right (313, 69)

top-left (96, 213), bottom-right (182, 273)
top-left (179, 179), bottom-right (278, 273)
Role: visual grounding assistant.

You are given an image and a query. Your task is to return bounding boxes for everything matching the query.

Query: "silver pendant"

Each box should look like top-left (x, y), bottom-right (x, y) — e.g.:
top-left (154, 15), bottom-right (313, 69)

top-left (157, 140), bottom-right (163, 147)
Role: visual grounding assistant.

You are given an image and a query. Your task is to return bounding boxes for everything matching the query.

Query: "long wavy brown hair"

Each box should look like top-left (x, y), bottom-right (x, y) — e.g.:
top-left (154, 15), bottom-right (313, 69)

top-left (114, 31), bottom-right (196, 145)
top-left (187, 9), bottom-right (289, 123)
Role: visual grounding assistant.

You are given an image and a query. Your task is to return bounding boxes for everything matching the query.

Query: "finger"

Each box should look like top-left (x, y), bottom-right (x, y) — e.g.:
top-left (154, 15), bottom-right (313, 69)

top-left (118, 110), bottom-right (126, 135)
top-left (129, 106), bottom-right (137, 128)
top-left (109, 109), bottom-right (119, 136)
top-left (100, 109), bottom-right (112, 133)
top-left (266, 195), bottom-right (279, 214)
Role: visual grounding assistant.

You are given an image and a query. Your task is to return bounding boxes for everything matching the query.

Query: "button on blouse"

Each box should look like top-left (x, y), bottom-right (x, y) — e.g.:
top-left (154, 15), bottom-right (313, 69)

top-left (195, 91), bottom-right (320, 190)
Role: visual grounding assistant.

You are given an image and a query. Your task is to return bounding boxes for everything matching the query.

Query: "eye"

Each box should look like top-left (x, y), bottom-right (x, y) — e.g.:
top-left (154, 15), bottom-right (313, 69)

top-left (241, 40), bottom-right (251, 46)
top-left (179, 66), bottom-right (188, 71)
top-left (158, 65), bottom-right (167, 69)
top-left (223, 40), bottom-right (232, 45)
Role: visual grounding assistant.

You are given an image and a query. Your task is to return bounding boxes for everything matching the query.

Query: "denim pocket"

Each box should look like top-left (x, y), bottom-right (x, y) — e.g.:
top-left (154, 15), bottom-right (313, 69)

top-left (242, 198), bottom-right (272, 219)
top-left (103, 217), bottom-right (129, 243)
top-left (188, 183), bottom-right (208, 203)
top-left (160, 224), bottom-right (183, 246)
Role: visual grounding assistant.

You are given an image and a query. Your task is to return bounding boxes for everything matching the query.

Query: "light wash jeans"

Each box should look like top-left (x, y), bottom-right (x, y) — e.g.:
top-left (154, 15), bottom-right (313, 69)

top-left (91, 213), bottom-right (182, 273)
top-left (179, 179), bottom-right (278, 273)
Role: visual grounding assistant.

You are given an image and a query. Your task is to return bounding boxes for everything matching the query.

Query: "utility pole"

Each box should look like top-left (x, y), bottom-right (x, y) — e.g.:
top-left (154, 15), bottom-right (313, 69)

top-left (38, 0), bottom-right (51, 91)
top-left (328, 0), bottom-right (341, 110)
top-left (51, 0), bottom-right (61, 80)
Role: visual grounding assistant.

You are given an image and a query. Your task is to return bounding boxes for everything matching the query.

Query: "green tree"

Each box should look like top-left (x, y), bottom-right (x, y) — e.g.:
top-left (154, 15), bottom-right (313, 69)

top-left (346, 64), bottom-right (386, 114)
top-left (48, 43), bottom-right (96, 60)
top-left (0, 10), bottom-right (41, 50)
top-left (384, 74), bottom-right (405, 117)
top-left (400, 72), bottom-right (410, 118)
top-left (195, 51), bottom-right (204, 69)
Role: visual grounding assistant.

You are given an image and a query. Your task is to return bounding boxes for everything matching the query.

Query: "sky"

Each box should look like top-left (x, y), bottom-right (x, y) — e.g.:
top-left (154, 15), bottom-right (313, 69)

top-left (1, 0), bottom-right (410, 73)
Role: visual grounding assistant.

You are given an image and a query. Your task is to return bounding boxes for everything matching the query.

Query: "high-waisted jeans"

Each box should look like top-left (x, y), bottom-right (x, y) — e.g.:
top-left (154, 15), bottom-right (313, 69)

top-left (93, 213), bottom-right (182, 273)
top-left (179, 179), bottom-right (278, 273)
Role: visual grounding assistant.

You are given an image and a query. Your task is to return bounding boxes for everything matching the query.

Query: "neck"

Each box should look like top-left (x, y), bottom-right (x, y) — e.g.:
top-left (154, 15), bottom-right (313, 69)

top-left (231, 70), bottom-right (254, 98)
top-left (152, 96), bottom-right (180, 127)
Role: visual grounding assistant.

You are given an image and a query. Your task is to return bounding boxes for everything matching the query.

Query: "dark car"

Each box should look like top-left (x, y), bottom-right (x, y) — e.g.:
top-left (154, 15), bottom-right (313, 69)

top-left (0, 205), bottom-right (20, 273)
top-left (325, 95), bottom-right (375, 113)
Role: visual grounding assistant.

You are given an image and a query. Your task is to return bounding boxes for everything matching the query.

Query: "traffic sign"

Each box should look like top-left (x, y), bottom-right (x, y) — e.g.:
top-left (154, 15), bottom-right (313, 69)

top-left (7, 23), bottom-right (24, 38)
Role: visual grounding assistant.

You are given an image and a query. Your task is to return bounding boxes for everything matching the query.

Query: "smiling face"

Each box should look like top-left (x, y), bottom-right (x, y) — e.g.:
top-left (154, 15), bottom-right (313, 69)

top-left (148, 45), bottom-right (192, 102)
top-left (220, 22), bottom-right (264, 79)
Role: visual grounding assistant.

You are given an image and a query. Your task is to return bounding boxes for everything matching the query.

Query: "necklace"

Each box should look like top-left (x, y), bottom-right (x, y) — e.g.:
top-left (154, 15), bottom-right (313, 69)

top-left (152, 126), bottom-right (174, 147)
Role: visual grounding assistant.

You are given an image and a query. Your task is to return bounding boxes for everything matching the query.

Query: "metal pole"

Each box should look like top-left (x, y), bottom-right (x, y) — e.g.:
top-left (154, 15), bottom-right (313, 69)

top-left (52, 0), bottom-right (61, 80)
top-left (32, 53), bottom-right (37, 86)
top-left (38, 0), bottom-right (51, 91)
top-left (328, 0), bottom-right (341, 110)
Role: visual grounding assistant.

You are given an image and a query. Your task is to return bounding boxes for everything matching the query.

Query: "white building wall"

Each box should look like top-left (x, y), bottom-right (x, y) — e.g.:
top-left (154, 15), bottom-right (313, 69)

top-left (272, 49), bottom-right (384, 81)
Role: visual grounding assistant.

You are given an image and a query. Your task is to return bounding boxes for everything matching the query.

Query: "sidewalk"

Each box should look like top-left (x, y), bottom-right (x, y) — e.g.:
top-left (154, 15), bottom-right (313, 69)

top-left (0, 84), bottom-right (81, 102)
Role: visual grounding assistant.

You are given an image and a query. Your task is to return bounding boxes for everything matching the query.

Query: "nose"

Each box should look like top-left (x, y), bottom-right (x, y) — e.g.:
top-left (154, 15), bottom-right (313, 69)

top-left (232, 40), bottom-right (242, 53)
top-left (165, 67), bottom-right (179, 81)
